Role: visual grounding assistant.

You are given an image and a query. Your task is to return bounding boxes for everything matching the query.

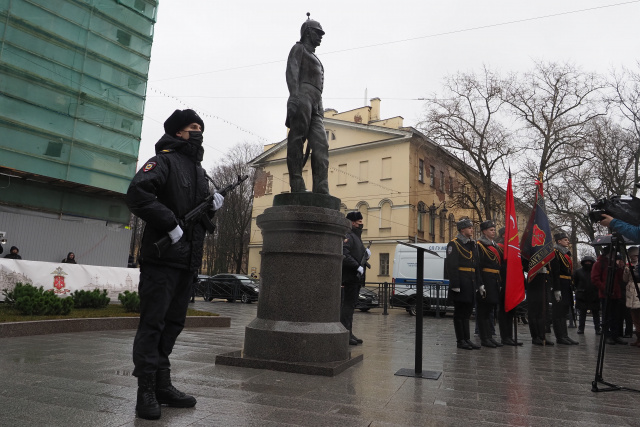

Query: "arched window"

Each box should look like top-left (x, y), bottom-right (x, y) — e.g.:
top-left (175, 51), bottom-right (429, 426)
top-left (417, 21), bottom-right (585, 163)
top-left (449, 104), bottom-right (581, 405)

top-left (417, 201), bottom-right (426, 232)
top-left (340, 204), bottom-right (347, 216)
top-left (380, 199), bottom-right (392, 229)
top-left (439, 210), bottom-right (446, 241)
top-left (357, 202), bottom-right (369, 228)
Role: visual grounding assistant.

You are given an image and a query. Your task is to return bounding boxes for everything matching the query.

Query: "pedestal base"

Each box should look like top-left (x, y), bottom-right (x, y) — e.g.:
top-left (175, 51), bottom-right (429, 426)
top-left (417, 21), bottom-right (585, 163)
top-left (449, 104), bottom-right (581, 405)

top-left (215, 350), bottom-right (363, 377)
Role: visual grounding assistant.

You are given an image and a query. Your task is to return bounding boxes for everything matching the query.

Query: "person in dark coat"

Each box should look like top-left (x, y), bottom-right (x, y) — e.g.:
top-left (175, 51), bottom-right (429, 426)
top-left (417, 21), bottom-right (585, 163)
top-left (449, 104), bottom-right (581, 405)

top-left (550, 231), bottom-right (579, 345)
top-left (4, 246), bottom-right (22, 259)
top-left (62, 252), bottom-right (77, 264)
top-left (591, 247), bottom-right (627, 345)
top-left (125, 109), bottom-right (224, 420)
top-left (524, 257), bottom-right (554, 346)
top-left (341, 211), bottom-right (369, 345)
top-left (476, 220), bottom-right (503, 348)
top-left (445, 218), bottom-right (482, 350)
top-left (573, 256), bottom-right (600, 335)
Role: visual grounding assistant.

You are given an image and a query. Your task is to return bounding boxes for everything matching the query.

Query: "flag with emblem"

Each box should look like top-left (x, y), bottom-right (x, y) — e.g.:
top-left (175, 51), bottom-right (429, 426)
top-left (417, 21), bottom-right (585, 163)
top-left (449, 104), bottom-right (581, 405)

top-left (504, 170), bottom-right (525, 312)
top-left (520, 174), bottom-right (555, 282)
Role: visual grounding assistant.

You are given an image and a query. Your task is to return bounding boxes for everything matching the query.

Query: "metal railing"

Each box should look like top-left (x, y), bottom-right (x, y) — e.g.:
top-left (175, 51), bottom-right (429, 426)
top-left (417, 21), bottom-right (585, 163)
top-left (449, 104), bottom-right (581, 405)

top-left (359, 281), bottom-right (452, 317)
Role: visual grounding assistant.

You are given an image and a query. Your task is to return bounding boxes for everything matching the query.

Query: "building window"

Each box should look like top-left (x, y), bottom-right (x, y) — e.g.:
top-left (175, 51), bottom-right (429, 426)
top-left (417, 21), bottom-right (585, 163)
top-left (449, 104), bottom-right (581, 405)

top-left (282, 173), bottom-right (289, 193)
top-left (440, 171), bottom-right (445, 192)
top-left (116, 30), bottom-right (132, 46)
top-left (380, 253), bottom-right (390, 276)
top-left (338, 164), bottom-right (347, 185)
top-left (45, 141), bottom-right (63, 157)
top-left (418, 159), bottom-right (424, 183)
top-left (417, 201), bottom-right (426, 232)
top-left (380, 201), bottom-right (391, 228)
top-left (358, 203), bottom-right (369, 228)
top-left (381, 157), bottom-right (391, 180)
top-left (265, 176), bottom-right (273, 194)
top-left (449, 177), bottom-right (454, 195)
top-left (429, 165), bottom-right (435, 187)
top-left (449, 214), bottom-right (455, 240)
top-left (439, 211), bottom-right (446, 241)
top-left (359, 161), bottom-right (369, 182)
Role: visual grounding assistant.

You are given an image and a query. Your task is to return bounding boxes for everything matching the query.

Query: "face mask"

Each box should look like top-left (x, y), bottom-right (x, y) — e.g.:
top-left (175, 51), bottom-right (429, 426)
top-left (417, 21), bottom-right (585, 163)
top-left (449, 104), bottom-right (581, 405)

top-left (357, 224), bottom-right (364, 230)
top-left (188, 131), bottom-right (203, 145)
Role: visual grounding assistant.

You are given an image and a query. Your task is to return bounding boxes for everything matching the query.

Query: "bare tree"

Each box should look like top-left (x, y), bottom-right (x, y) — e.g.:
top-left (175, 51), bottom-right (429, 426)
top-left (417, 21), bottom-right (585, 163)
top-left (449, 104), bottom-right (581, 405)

top-left (204, 142), bottom-right (262, 275)
top-left (610, 63), bottom-right (640, 195)
top-left (420, 67), bottom-right (517, 221)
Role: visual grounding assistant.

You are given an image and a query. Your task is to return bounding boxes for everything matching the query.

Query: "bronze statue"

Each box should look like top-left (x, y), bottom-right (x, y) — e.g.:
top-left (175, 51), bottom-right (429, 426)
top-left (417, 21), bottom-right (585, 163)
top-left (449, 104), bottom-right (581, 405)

top-left (285, 13), bottom-right (329, 194)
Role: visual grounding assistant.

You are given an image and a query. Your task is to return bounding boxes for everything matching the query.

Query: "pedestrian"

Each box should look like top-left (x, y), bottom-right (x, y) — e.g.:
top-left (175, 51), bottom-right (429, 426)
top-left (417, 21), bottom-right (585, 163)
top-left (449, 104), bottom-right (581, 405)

top-left (445, 218), bottom-right (482, 350)
top-left (621, 246), bottom-right (637, 338)
top-left (573, 256), bottom-right (601, 335)
top-left (550, 231), bottom-right (579, 345)
top-left (341, 211), bottom-right (369, 346)
top-left (623, 247), bottom-right (640, 346)
top-left (592, 246), bottom-right (627, 345)
top-left (476, 220), bottom-right (503, 348)
top-left (62, 252), bottom-right (77, 264)
top-left (4, 246), bottom-right (22, 259)
top-left (285, 14), bottom-right (329, 194)
top-left (125, 108), bottom-right (224, 420)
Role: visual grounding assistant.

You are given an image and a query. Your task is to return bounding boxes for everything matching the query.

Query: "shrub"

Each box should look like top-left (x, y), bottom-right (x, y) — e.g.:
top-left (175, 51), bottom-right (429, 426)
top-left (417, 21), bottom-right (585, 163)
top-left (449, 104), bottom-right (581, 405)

top-left (118, 290), bottom-right (140, 313)
top-left (3, 283), bottom-right (74, 315)
top-left (71, 289), bottom-right (110, 309)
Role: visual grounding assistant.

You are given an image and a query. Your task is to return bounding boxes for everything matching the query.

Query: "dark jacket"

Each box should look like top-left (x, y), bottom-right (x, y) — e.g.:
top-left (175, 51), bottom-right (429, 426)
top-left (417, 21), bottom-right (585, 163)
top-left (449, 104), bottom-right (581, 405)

top-left (4, 246), bottom-right (21, 259)
top-left (342, 226), bottom-right (366, 284)
top-left (550, 247), bottom-right (574, 303)
top-left (591, 255), bottom-right (624, 299)
top-left (573, 262), bottom-right (598, 311)
top-left (62, 252), bottom-right (77, 264)
top-left (477, 238), bottom-right (502, 305)
top-left (445, 235), bottom-right (482, 304)
top-left (126, 135), bottom-right (212, 272)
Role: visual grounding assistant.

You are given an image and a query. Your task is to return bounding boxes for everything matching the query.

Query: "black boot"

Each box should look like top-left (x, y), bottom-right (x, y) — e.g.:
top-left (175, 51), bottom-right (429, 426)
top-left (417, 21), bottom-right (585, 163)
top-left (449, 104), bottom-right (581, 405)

top-left (156, 369), bottom-right (197, 408)
top-left (136, 373), bottom-right (161, 420)
top-left (351, 333), bottom-right (363, 344)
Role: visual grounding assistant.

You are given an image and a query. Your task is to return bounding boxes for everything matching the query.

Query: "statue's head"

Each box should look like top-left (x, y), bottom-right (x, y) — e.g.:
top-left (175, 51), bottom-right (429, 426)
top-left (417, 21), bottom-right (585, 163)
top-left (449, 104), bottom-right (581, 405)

top-left (300, 12), bottom-right (324, 41)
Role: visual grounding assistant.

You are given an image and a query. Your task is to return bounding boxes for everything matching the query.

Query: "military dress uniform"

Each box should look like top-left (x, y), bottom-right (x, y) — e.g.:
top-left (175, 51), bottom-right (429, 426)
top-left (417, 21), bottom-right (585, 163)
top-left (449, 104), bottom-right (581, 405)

top-left (285, 18), bottom-right (329, 194)
top-left (445, 220), bottom-right (483, 350)
top-left (477, 234), bottom-right (503, 348)
top-left (550, 234), bottom-right (579, 345)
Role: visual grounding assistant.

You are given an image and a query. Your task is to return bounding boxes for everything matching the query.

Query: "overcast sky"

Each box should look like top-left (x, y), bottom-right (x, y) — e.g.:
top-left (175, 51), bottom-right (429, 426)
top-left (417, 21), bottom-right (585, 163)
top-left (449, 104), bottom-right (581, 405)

top-left (138, 0), bottom-right (640, 172)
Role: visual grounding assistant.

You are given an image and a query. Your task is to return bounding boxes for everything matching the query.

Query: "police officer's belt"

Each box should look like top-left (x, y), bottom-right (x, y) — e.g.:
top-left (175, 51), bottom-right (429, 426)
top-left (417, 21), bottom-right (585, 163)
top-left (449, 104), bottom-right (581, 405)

top-left (482, 268), bottom-right (500, 274)
top-left (458, 267), bottom-right (475, 272)
top-left (560, 275), bottom-right (572, 280)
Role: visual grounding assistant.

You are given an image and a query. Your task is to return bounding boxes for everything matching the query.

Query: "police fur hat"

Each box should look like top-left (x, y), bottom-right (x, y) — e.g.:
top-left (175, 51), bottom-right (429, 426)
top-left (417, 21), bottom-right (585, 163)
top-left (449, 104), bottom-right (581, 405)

top-left (498, 227), bottom-right (505, 237)
top-left (346, 211), bottom-right (363, 222)
top-left (480, 220), bottom-right (496, 231)
top-left (554, 231), bottom-right (569, 241)
top-left (164, 109), bottom-right (205, 136)
top-left (456, 218), bottom-right (473, 231)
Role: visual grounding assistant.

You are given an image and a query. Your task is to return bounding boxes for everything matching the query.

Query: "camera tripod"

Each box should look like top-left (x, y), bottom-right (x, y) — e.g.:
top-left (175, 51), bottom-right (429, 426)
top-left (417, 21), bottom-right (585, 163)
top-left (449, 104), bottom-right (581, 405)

top-left (592, 232), bottom-right (640, 393)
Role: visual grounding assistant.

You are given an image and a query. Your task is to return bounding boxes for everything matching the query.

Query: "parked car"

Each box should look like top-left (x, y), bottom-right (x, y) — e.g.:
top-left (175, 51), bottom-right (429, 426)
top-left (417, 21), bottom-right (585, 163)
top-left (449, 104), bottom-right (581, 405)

top-left (194, 274), bottom-right (260, 303)
top-left (355, 287), bottom-right (380, 312)
top-left (390, 280), bottom-right (449, 316)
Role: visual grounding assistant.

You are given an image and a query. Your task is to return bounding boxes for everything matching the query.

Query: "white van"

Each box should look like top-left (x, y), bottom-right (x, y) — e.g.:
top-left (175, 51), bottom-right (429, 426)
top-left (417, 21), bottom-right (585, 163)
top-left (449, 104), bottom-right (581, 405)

top-left (391, 243), bottom-right (450, 316)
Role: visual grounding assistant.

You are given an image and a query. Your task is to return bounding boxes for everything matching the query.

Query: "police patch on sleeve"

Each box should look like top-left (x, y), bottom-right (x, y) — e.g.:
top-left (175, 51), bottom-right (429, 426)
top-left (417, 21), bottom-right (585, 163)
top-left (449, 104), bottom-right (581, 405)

top-left (447, 245), bottom-right (453, 255)
top-left (142, 162), bottom-right (157, 172)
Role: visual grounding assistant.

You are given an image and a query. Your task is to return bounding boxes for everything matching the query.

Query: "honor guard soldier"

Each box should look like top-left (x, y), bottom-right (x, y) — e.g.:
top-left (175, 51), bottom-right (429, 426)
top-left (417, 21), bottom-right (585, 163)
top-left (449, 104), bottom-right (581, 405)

top-left (550, 231), bottom-right (579, 345)
top-left (446, 218), bottom-right (483, 350)
top-left (476, 220), bottom-right (504, 348)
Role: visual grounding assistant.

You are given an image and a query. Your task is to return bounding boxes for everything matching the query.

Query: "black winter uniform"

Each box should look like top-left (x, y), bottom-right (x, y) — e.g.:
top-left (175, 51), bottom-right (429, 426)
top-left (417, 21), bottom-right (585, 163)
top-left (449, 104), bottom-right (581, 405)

top-left (477, 237), bottom-right (502, 342)
top-left (445, 235), bottom-right (482, 343)
top-left (341, 226), bottom-right (366, 334)
top-left (126, 134), bottom-right (213, 377)
top-left (573, 260), bottom-right (600, 332)
top-left (550, 246), bottom-right (573, 341)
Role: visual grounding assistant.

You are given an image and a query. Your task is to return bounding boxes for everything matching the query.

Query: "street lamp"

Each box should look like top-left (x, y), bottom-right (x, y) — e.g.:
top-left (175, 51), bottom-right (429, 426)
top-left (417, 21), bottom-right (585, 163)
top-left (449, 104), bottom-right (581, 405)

top-left (428, 201), bottom-right (448, 242)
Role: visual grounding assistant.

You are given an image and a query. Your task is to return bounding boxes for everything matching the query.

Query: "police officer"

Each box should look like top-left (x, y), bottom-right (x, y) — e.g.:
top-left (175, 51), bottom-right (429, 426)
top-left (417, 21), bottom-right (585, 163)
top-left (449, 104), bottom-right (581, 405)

top-left (550, 231), bottom-right (579, 345)
top-left (285, 14), bottom-right (329, 194)
top-left (126, 109), bottom-right (224, 420)
top-left (446, 218), bottom-right (482, 350)
top-left (342, 211), bottom-right (369, 345)
top-left (476, 220), bottom-right (503, 348)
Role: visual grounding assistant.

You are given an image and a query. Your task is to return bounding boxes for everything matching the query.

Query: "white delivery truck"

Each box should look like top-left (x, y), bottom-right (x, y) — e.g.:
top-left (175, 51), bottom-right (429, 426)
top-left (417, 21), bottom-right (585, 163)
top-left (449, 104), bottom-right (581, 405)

top-left (391, 242), bottom-right (450, 316)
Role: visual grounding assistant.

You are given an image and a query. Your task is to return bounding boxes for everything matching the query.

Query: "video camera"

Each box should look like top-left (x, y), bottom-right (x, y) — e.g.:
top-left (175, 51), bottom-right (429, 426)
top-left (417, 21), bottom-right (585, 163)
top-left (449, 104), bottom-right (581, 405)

top-left (589, 195), bottom-right (640, 226)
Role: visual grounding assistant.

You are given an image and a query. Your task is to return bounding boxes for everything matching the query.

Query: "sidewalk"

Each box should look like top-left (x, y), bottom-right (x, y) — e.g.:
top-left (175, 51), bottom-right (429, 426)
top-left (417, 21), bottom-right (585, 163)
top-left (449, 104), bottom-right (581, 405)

top-left (0, 302), bottom-right (639, 426)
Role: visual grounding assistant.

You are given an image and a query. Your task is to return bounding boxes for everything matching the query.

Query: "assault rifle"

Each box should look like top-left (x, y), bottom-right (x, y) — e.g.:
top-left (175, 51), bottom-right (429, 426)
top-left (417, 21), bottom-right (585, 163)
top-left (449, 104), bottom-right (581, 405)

top-left (356, 241), bottom-right (373, 280)
top-left (153, 174), bottom-right (249, 257)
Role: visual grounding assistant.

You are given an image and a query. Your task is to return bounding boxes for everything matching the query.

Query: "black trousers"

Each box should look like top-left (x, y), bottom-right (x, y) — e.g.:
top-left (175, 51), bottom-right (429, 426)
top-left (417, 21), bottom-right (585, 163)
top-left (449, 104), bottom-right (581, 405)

top-left (453, 301), bottom-right (473, 341)
top-left (601, 298), bottom-right (623, 339)
top-left (578, 305), bottom-right (601, 332)
top-left (476, 300), bottom-right (495, 340)
top-left (340, 282), bottom-right (360, 333)
top-left (132, 264), bottom-right (194, 377)
top-left (551, 299), bottom-right (569, 339)
top-left (526, 274), bottom-right (551, 340)
top-left (498, 297), bottom-right (516, 340)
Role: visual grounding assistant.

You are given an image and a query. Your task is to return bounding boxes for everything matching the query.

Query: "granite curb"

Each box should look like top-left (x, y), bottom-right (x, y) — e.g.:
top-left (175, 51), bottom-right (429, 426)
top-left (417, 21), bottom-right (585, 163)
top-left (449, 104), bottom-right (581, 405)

top-left (0, 316), bottom-right (231, 338)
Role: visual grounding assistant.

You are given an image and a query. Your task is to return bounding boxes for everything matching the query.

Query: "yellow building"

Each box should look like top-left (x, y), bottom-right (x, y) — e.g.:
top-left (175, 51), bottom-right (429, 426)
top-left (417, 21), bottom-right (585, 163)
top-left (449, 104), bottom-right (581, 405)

top-left (247, 99), bottom-right (527, 281)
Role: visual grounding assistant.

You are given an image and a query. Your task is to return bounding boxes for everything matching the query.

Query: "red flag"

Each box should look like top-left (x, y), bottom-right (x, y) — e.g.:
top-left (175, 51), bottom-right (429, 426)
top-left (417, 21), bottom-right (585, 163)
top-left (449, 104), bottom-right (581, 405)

top-left (520, 177), bottom-right (555, 281)
top-left (504, 171), bottom-right (525, 312)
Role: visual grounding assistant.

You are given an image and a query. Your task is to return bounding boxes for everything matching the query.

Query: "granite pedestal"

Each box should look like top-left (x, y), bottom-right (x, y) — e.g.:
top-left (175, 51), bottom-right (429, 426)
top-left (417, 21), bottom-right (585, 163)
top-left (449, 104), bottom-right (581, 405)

top-left (216, 193), bottom-right (363, 376)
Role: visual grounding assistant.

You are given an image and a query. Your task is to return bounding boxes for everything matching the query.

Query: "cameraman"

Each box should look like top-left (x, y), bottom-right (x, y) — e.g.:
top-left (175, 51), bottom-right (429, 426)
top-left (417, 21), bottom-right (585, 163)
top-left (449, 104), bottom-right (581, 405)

top-left (600, 214), bottom-right (640, 243)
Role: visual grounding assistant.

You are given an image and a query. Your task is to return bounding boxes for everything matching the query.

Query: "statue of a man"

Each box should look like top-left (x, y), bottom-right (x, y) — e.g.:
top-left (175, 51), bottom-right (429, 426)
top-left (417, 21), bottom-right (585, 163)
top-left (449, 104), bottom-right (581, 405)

top-left (285, 13), bottom-right (329, 194)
